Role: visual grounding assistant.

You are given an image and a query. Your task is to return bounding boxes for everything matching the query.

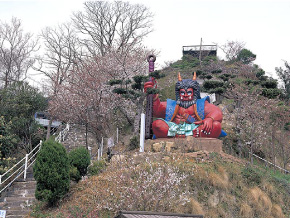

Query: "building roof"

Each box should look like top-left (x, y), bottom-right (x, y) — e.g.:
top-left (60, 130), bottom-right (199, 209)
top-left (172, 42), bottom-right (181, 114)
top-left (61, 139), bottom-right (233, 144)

top-left (115, 211), bottom-right (203, 218)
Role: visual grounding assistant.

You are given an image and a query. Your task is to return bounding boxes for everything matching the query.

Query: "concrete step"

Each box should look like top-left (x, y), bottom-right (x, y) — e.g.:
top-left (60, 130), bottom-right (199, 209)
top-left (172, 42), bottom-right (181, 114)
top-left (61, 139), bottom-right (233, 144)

top-left (2, 200), bottom-right (33, 208)
top-left (6, 209), bottom-right (30, 216)
top-left (12, 181), bottom-right (36, 189)
top-left (16, 174), bottom-right (35, 182)
top-left (3, 206), bottom-right (30, 211)
top-left (6, 215), bottom-right (27, 218)
top-left (6, 189), bottom-right (35, 197)
top-left (4, 196), bottom-right (35, 202)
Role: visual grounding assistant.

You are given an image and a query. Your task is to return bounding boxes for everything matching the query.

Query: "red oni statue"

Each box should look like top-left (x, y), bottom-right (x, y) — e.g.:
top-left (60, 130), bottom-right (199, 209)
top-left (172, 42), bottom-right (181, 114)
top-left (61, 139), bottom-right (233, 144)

top-left (144, 72), bottom-right (226, 138)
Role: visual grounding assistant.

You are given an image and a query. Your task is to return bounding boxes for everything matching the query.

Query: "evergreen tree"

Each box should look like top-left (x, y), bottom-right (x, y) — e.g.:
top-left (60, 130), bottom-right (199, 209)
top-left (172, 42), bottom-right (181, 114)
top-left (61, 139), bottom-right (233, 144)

top-left (276, 61), bottom-right (290, 102)
top-left (33, 139), bottom-right (70, 205)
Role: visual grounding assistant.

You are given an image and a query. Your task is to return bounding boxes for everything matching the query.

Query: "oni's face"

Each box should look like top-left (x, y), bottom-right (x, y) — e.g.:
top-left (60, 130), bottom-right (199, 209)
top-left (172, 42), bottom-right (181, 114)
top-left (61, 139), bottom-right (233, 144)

top-left (179, 88), bottom-right (194, 101)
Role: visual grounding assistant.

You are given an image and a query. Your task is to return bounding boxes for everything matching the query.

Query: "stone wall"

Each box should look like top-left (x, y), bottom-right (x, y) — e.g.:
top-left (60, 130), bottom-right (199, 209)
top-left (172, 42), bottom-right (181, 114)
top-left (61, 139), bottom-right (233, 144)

top-left (145, 136), bottom-right (223, 153)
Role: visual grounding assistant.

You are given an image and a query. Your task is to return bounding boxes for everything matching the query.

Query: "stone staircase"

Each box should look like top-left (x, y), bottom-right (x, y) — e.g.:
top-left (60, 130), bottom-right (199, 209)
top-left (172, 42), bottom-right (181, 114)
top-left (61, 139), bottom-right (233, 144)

top-left (61, 124), bottom-right (98, 155)
top-left (0, 124), bottom-right (101, 217)
top-left (0, 168), bottom-right (36, 218)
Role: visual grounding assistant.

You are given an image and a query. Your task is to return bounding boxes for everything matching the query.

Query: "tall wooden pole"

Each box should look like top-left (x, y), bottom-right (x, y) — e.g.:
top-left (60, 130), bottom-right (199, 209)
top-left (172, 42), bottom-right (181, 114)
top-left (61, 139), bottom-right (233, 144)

top-left (145, 55), bottom-right (156, 139)
top-left (199, 38), bottom-right (203, 66)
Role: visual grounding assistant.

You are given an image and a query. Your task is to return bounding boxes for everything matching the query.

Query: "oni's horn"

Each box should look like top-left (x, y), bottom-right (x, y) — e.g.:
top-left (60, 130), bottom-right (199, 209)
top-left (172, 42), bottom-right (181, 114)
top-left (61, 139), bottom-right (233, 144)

top-left (193, 71), bottom-right (197, 80)
top-left (178, 72), bottom-right (182, 81)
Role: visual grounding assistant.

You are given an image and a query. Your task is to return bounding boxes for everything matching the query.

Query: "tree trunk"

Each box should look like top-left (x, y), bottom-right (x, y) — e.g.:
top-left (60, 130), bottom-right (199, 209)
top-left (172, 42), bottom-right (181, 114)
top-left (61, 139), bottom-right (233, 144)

top-left (271, 126), bottom-right (276, 171)
top-left (250, 122), bottom-right (254, 164)
top-left (85, 123), bottom-right (88, 150)
top-left (46, 119), bottom-right (52, 140)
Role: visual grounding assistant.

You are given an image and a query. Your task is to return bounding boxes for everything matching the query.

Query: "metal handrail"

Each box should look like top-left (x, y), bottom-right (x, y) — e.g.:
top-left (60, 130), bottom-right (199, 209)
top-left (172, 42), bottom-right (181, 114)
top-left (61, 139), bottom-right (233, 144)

top-left (0, 141), bottom-right (42, 194)
top-left (249, 152), bottom-right (290, 174)
top-left (55, 123), bottom-right (70, 143)
top-left (0, 165), bottom-right (25, 194)
top-left (0, 123), bottom-right (70, 194)
top-left (0, 156), bottom-right (26, 179)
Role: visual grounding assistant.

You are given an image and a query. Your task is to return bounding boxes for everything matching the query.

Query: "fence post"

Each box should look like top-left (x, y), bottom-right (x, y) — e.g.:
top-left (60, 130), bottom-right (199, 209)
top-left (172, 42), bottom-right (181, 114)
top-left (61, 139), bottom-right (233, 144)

top-left (117, 128), bottom-right (119, 144)
top-left (100, 137), bottom-right (103, 157)
top-left (140, 113), bottom-right (145, 152)
top-left (24, 154), bottom-right (29, 180)
top-left (97, 148), bottom-right (100, 161)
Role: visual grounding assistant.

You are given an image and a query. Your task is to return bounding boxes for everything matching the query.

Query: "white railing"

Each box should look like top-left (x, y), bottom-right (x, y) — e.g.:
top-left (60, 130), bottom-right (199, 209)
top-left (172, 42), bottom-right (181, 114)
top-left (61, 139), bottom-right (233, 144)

top-left (250, 152), bottom-right (290, 174)
top-left (55, 123), bottom-right (70, 143)
top-left (0, 123), bottom-right (70, 194)
top-left (0, 140), bottom-right (42, 194)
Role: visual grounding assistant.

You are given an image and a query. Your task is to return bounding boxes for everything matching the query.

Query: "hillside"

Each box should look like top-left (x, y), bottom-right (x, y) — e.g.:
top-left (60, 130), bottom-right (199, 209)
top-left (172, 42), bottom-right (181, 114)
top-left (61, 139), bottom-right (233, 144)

top-left (30, 151), bottom-right (290, 218)
top-left (29, 55), bottom-right (290, 218)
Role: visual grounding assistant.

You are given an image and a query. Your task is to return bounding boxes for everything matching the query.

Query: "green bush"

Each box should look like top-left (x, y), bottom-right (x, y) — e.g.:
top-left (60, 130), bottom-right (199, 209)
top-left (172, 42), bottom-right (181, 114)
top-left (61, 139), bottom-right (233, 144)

top-left (128, 135), bottom-right (139, 151)
top-left (211, 69), bottom-right (222, 74)
top-left (261, 88), bottom-right (282, 99)
top-left (33, 139), bottom-right (70, 205)
top-left (203, 80), bottom-right (224, 89)
top-left (68, 147), bottom-right (91, 177)
top-left (237, 48), bottom-right (256, 64)
top-left (69, 166), bottom-right (81, 182)
top-left (88, 159), bottom-right (107, 176)
top-left (261, 80), bottom-right (278, 89)
top-left (241, 166), bottom-right (262, 186)
top-left (171, 57), bottom-right (199, 69)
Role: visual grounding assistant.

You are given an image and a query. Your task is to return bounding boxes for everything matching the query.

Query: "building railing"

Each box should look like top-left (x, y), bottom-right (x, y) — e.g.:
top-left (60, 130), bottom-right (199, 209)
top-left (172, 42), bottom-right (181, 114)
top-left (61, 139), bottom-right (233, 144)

top-left (183, 45), bottom-right (217, 51)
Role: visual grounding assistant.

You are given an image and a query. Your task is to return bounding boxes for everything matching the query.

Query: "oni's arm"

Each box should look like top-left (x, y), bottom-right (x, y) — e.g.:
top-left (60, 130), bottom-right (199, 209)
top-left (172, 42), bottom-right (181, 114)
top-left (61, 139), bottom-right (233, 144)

top-left (144, 80), bottom-right (167, 119)
top-left (204, 101), bottom-right (222, 122)
top-left (152, 95), bottom-right (166, 118)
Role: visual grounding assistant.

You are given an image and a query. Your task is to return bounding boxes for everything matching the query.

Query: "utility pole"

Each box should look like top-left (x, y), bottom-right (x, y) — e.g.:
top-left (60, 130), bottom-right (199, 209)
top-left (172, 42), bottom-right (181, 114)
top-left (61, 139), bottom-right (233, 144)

top-left (199, 38), bottom-right (202, 66)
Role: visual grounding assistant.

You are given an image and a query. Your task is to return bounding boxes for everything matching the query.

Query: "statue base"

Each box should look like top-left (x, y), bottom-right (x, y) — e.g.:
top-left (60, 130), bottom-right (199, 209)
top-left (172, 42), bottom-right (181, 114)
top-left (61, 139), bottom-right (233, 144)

top-left (145, 136), bottom-right (223, 153)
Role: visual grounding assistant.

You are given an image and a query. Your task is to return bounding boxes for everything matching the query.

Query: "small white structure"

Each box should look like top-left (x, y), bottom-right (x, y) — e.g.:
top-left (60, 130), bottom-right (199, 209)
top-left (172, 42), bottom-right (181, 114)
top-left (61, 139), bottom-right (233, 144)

top-left (139, 113), bottom-right (145, 152)
top-left (0, 210), bottom-right (6, 218)
top-left (200, 92), bottom-right (216, 103)
top-left (34, 112), bottom-right (61, 128)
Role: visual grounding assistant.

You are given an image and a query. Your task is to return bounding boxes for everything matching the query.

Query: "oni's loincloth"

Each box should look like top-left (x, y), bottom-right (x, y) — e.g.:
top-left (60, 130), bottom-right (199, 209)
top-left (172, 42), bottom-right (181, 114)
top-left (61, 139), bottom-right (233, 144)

top-left (158, 118), bottom-right (199, 137)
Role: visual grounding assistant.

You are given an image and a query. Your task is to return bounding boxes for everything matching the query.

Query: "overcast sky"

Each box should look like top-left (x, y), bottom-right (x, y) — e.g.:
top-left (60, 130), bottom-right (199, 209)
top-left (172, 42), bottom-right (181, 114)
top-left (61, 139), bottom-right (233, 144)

top-left (0, 0), bottom-right (289, 86)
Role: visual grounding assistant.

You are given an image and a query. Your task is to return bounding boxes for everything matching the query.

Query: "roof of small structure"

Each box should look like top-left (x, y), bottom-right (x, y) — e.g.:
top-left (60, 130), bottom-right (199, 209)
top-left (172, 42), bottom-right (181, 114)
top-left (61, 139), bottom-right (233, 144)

top-left (115, 211), bottom-right (203, 218)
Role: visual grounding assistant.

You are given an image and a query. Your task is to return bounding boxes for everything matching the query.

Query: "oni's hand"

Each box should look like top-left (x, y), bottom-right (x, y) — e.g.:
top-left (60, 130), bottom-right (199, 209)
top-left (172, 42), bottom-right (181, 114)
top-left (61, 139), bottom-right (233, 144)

top-left (144, 78), bottom-right (157, 93)
top-left (194, 118), bottom-right (213, 135)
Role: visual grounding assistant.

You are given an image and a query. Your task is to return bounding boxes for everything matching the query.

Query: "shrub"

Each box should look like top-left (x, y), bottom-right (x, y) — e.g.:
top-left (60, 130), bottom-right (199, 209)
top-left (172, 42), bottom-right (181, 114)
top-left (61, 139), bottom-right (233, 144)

top-left (33, 139), bottom-right (70, 205)
top-left (211, 69), bottom-right (222, 74)
top-left (203, 80), bottom-right (224, 90)
top-left (69, 166), bottom-right (81, 182)
top-left (241, 166), bottom-right (262, 186)
top-left (261, 88), bottom-right (282, 99)
top-left (202, 80), bottom-right (226, 94)
top-left (128, 135), bottom-right (139, 151)
top-left (88, 159), bottom-right (107, 176)
top-left (237, 48), bottom-right (256, 64)
top-left (68, 147), bottom-right (91, 178)
top-left (261, 80), bottom-right (278, 89)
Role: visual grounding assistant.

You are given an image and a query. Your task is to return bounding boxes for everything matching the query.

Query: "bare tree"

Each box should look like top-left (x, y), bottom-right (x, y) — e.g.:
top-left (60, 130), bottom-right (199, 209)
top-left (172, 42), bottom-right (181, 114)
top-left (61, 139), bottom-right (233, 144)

top-left (72, 1), bottom-right (153, 56)
top-left (0, 17), bottom-right (38, 88)
top-left (218, 40), bottom-right (245, 62)
top-left (33, 23), bottom-right (82, 139)
top-left (34, 23), bottom-right (82, 91)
